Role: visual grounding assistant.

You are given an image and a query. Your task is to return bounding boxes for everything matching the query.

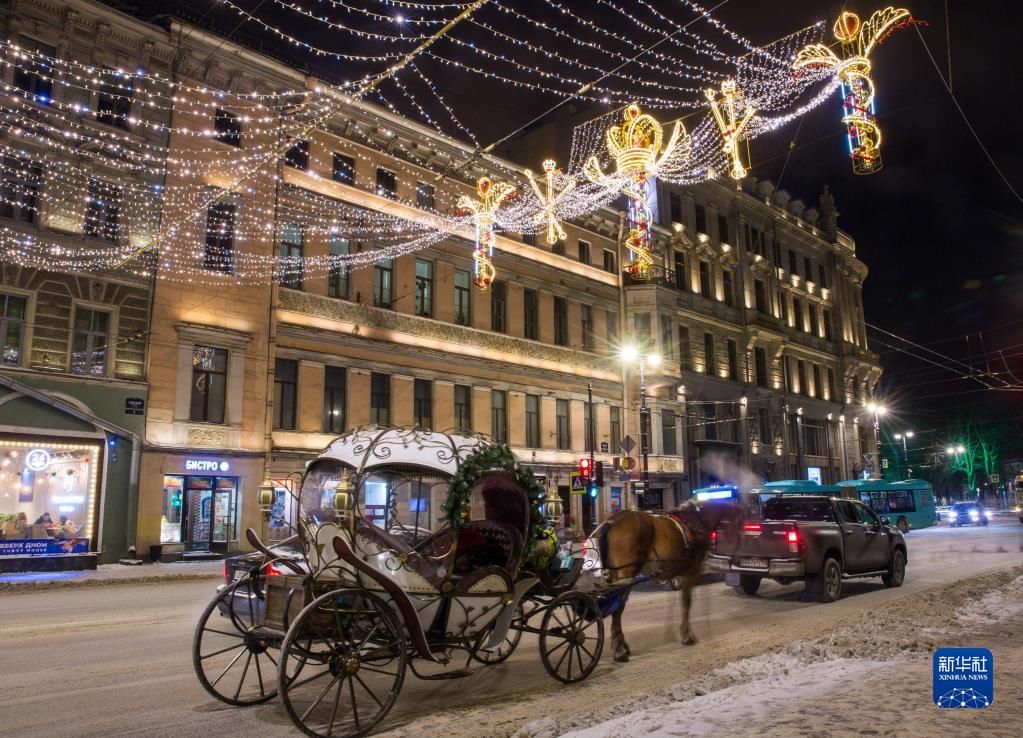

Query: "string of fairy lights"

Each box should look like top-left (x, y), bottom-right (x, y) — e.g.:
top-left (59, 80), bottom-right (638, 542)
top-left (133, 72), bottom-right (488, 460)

top-left (0, 3), bottom-right (915, 286)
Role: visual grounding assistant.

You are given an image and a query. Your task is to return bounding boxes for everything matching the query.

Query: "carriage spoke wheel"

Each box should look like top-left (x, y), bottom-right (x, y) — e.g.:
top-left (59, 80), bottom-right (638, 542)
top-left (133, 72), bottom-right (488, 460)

top-left (278, 588), bottom-right (407, 738)
top-left (539, 591), bottom-right (604, 684)
top-left (192, 577), bottom-right (282, 706)
top-left (471, 601), bottom-right (524, 665)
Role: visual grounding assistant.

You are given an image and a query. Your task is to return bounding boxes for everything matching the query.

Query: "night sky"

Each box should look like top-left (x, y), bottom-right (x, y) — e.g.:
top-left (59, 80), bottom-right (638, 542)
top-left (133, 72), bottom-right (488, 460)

top-left (120, 0), bottom-right (1023, 456)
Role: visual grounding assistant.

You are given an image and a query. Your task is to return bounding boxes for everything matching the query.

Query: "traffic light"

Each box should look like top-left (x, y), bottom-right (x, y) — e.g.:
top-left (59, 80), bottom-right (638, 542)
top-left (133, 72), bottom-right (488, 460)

top-left (579, 458), bottom-right (592, 480)
top-left (587, 480), bottom-right (599, 499)
top-left (594, 461), bottom-right (604, 485)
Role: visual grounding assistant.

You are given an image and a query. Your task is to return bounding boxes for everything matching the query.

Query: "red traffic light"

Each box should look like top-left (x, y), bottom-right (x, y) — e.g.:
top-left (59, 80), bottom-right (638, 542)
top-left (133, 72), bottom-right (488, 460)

top-left (579, 458), bottom-right (592, 480)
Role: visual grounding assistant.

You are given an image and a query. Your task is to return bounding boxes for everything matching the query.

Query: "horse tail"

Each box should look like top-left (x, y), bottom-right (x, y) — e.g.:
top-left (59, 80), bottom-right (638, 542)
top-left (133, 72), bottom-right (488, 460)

top-left (591, 519), bottom-right (611, 571)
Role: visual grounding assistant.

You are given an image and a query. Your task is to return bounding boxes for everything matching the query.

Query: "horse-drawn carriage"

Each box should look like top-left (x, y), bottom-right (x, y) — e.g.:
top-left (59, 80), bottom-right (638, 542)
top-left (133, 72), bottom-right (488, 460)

top-left (192, 427), bottom-right (606, 737)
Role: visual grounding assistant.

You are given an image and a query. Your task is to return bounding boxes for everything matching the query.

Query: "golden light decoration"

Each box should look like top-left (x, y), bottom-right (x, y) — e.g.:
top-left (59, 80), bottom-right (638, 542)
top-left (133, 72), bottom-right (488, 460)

top-left (525, 159), bottom-right (576, 245)
top-left (794, 7), bottom-right (912, 175)
top-left (705, 79), bottom-right (756, 183)
top-left (456, 176), bottom-right (516, 290)
top-left (584, 103), bottom-right (688, 278)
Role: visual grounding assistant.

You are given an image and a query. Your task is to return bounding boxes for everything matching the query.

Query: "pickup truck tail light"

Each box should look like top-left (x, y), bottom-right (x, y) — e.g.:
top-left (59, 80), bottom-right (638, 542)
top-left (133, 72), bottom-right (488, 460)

top-left (710, 530), bottom-right (718, 550)
top-left (742, 522), bottom-right (762, 536)
top-left (786, 528), bottom-right (805, 554)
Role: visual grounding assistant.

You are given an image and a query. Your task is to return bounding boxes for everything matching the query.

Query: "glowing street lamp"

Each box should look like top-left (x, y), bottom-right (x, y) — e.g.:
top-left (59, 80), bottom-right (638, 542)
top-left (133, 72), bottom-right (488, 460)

top-left (620, 344), bottom-right (661, 486)
top-left (894, 430), bottom-right (914, 477)
top-left (865, 402), bottom-right (887, 478)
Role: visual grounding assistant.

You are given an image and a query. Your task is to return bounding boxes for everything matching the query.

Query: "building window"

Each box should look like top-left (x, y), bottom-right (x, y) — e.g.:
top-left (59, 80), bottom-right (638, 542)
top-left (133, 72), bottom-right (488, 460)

top-left (284, 139), bottom-right (309, 170)
top-left (323, 366), bottom-right (346, 433)
top-left (758, 408), bottom-right (770, 447)
top-left (1, 294), bottom-right (27, 366)
top-left (553, 296), bottom-right (568, 346)
top-left (214, 108), bottom-right (242, 147)
top-left (0, 156), bottom-right (42, 223)
top-left (755, 347), bottom-right (768, 388)
top-left (578, 239), bottom-right (591, 264)
top-left (727, 339), bottom-right (739, 380)
top-left (83, 178), bottom-right (121, 242)
top-left (754, 279), bottom-right (767, 313)
top-left (607, 312), bottom-right (619, 349)
top-left (703, 403), bottom-right (717, 441)
top-left (679, 326), bottom-right (691, 372)
top-left (699, 260), bottom-right (712, 299)
top-left (416, 182), bottom-right (435, 210)
top-left (788, 249), bottom-right (798, 276)
top-left (190, 346), bottom-right (228, 423)
top-left (552, 239), bottom-right (566, 256)
top-left (823, 310), bottom-right (834, 341)
top-left (279, 224), bottom-right (303, 290)
top-left (808, 303), bottom-right (819, 335)
top-left (661, 409), bottom-right (676, 456)
top-left (491, 280), bottom-right (506, 333)
top-left (797, 360), bottom-right (807, 396)
top-left (96, 69), bottom-right (133, 129)
top-left (581, 304), bottom-right (594, 350)
top-left (370, 373), bottom-right (390, 425)
top-left (522, 232), bottom-right (536, 246)
top-left (603, 249), bottom-right (616, 273)
top-left (722, 269), bottom-right (735, 306)
top-left (69, 308), bottom-right (109, 376)
top-left (610, 406), bottom-right (622, 453)
top-left (525, 394), bottom-right (540, 448)
top-left (784, 356), bottom-right (794, 393)
top-left (819, 264), bottom-right (829, 288)
top-left (14, 36), bottom-right (55, 103)
top-left (804, 257), bottom-right (813, 283)
top-left (779, 291), bottom-right (789, 324)
top-left (635, 313), bottom-right (652, 349)
top-left (328, 237), bottom-right (350, 299)
top-left (812, 364), bottom-right (822, 399)
top-left (718, 214), bottom-right (729, 244)
top-left (413, 379), bottom-right (432, 430)
top-left (583, 402), bottom-right (593, 453)
top-left (491, 390), bottom-right (507, 442)
top-left (274, 358), bottom-right (297, 430)
top-left (373, 257), bottom-right (393, 308)
top-left (694, 203), bottom-right (707, 235)
top-left (793, 297), bottom-right (803, 331)
top-left (414, 259), bottom-right (433, 317)
top-left (674, 251), bottom-right (687, 291)
top-left (555, 399), bottom-right (570, 450)
top-left (803, 419), bottom-right (823, 457)
top-left (332, 153), bottom-right (355, 184)
top-left (454, 269), bottom-right (471, 326)
top-left (523, 288), bottom-right (538, 340)
top-left (669, 192), bottom-right (683, 223)
top-left (703, 332), bottom-right (714, 374)
top-left (376, 167), bottom-right (397, 199)
top-left (454, 384), bottom-right (471, 431)
top-left (828, 367), bottom-right (837, 401)
top-left (204, 202), bottom-right (235, 273)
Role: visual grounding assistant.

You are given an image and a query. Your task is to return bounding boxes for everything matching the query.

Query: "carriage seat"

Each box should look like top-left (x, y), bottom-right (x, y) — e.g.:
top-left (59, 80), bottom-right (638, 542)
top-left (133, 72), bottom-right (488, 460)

top-left (454, 520), bottom-right (524, 576)
top-left (353, 519), bottom-right (446, 591)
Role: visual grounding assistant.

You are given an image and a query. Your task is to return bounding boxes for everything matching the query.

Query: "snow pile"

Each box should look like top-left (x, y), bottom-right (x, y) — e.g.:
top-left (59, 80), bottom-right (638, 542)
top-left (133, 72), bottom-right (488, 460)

top-left (950, 575), bottom-right (1023, 628)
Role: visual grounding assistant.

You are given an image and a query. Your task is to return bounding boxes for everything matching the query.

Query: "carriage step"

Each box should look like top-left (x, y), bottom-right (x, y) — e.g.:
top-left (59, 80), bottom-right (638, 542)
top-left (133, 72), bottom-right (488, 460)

top-left (416, 667), bottom-right (475, 680)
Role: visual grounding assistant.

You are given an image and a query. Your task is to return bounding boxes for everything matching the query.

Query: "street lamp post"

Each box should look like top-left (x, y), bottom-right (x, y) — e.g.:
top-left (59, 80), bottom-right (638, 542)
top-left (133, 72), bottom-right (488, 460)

top-left (946, 444), bottom-right (966, 500)
top-left (621, 344), bottom-right (661, 487)
top-left (894, 430), bottom-right (914, 478)
top-left (866, 402), bottom-right (887, 479)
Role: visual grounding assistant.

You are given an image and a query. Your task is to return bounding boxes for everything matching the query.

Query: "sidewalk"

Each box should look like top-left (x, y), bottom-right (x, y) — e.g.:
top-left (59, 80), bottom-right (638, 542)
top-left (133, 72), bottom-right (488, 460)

top-left (0, 560), bottom-right (224, 593)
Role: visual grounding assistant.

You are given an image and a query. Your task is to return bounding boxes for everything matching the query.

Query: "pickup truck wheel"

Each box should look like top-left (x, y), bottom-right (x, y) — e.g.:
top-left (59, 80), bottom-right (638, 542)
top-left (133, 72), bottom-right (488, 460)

top-left (882, 549), bottom-right (905, 587)
top-left (734, 574), bottom-right (761, 596)
top-left (815, 558), bottom-right (842, 603)
top-left (896, 517), bottom-right (909, 533)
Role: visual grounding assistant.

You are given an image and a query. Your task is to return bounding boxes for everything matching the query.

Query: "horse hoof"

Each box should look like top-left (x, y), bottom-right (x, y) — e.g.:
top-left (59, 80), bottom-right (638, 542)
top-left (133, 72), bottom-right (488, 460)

top-left (614, 651), bottom-right (630, 663)
top-left (680, 634), bottom-right (696, 646)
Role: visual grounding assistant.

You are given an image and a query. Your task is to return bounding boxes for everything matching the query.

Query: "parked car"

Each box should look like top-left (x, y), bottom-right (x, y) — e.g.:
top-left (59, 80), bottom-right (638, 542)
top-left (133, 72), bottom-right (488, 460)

top-left (935, 505), bottom-right (953, 523)
top-left (705, 495), bottom-right (907, 603)
top-left (948, 501), bottom-right (990, 527)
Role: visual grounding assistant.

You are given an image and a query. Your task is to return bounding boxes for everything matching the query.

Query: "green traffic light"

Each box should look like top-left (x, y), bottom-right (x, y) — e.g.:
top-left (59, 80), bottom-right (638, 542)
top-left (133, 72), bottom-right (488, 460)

top-left (587, 481), bottom-right (599, 498)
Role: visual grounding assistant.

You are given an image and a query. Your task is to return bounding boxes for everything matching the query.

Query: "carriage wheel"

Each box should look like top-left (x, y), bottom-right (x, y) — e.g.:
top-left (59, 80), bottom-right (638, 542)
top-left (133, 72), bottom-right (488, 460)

top-left (471, 601), bottom-right (524, 665)
top-left (192, 577), bottom-right (283, 705)
top-left (278, 588), bottom-right (407, 738)
top-left (539, 591), bottom-right (604, 684)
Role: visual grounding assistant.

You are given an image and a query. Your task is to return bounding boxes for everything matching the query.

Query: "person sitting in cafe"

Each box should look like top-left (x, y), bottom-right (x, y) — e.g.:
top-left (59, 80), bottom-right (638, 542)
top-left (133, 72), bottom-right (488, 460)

top-left (35, 512), bottom-right (54, 526)
top-left (55, 516), bottom-right (79, 539)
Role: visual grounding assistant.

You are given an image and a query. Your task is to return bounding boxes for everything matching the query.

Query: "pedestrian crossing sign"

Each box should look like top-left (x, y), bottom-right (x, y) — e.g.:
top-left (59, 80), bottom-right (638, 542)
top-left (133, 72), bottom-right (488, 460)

top-left (570, 473), bottom-right (586, 494)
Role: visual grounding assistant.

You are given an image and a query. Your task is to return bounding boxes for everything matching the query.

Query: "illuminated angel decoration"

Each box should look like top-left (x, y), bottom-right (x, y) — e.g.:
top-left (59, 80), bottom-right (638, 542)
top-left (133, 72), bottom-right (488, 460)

top-left (456, 176), bottom-right (516, 291)
top-left (584, 103), bottom-right (689, 278)
top-left (705, 79), bottom-right (755, 183)
top-left (525, 159), bottom-right (576, 245)
top-left (794, 7), bottom-right (912, 174)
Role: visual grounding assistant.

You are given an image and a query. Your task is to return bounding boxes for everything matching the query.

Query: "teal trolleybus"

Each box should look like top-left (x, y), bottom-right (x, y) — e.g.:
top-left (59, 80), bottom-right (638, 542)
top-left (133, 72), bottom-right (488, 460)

top-left (836, 479), bottom-right (937, 533)
top-left (693, 481), bottom-right (844, 521)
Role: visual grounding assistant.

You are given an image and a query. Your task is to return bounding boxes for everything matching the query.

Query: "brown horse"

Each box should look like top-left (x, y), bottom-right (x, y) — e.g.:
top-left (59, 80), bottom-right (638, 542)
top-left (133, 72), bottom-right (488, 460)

top-left (595, 499), bottom-right (744, 661)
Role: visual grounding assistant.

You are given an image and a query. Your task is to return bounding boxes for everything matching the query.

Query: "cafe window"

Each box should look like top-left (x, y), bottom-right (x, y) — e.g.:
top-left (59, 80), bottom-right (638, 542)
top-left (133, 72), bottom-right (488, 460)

top-left (370, 373), bottom-right (390, 425)
top-left (190, 346), bottom-right (228, 423)
top-left (454, 269), bottom-right (471, 326)
top-left (491, 280), bottom-right (507, 333)
top-left (416, 182), bottom-right (435, 210)
top-left (523, 288), bottom-right (538, 340)
top-left (83, 177), bottom-right (122, 242)
top-left (556, 399), bottom-right (570, 450)
top-left (279, 224), bottom-right (303, 290)
top-left (332, 153), bottom-right (355, 184)
top-left (454, 384), bottom-right (471, 432)
top-left (491, 390), bottom-right (507, 443)
top-left (373, 257), bottom-right (393, 308)
top-left (413, 378), bottom-right (432, 430)
top-left (0, 439), bottom-right (101, 552)
top-left (376, 167), bottom-right (397, 199)
top-left (214, 109), bottom-right (242, 147)
top-left (525, 394), bottom-right (540, 448)
top-left (1, 155), bottom-right (43, 223)
top-left (13, 36), bottom-right (55, 103)
top-left (96, 68), bottom-right (132, 129)
top-left (328, 237), bottom-right (350, 299)
top-left (415, 259), bottom-right (433, 317)
top-left (1, 293), bottom-right (27, 366)
top-left (204, 202), bottom-right (235, 274)
top-left (70, 308), bottom-right (110, 376)
top-left (323, 366), bottom-right (346, 434)
top-left (285, 139), bottom-right (309, 170)
top-left (273, 358), bottom-right (297, 430)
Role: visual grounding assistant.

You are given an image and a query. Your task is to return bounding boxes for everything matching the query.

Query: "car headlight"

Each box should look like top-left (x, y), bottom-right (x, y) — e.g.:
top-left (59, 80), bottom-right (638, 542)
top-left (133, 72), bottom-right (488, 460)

top-left (969, 511), bottom-right (979, 520)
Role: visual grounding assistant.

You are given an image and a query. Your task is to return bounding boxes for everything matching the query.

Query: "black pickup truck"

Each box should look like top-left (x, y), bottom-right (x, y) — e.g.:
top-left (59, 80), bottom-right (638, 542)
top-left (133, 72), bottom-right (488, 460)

top-left (706, 495), bottom-right (907, 602)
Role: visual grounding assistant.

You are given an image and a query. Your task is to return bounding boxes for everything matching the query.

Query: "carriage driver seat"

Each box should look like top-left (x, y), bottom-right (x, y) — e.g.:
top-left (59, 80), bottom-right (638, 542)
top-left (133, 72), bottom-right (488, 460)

top-left (353, 518), bottom-right (447, 592)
